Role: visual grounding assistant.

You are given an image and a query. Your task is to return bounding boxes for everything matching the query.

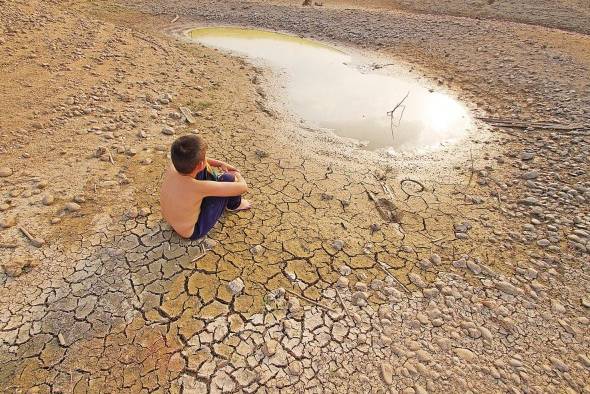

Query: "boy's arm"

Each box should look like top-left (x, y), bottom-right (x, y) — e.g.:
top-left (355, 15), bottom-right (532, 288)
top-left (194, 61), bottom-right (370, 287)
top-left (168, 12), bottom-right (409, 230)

top-left (207, 158), bottom-right (237, 172)
top-left (199, 177), bottom-right (247, 197)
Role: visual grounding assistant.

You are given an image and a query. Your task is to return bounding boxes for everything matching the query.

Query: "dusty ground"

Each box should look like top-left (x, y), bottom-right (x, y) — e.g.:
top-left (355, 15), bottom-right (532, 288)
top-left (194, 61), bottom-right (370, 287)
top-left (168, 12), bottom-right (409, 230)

top-left (0, 0), bottom-right (589, 393)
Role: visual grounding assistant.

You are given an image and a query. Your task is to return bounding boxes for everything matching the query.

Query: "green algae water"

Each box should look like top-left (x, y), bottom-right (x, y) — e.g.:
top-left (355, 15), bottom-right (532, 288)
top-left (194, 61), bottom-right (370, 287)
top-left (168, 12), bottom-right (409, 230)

top-left (188, 27), bottom-right (471, 152)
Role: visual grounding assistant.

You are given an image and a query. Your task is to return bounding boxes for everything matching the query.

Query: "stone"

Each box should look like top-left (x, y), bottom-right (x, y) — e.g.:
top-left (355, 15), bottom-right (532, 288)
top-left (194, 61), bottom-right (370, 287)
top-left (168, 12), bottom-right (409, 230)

top-left (380, 362), bottom-right (394, 385)
top-left (162, 126), bottom-right (174, 135)
top-left (454, 348), bottom-right (476, 362)
top-left (495, 281), bottom-right (521, 296)
top-left (287, 360), bottom-right (302, 376)
top-left (41, 194), bottom-right (55, 206)
top-left (522, 170), bottom-right (539, 180)
top-left (2, 256), bottom-right (36, 277)
top-left (64, 202), bottom-right (81, 212)
top-left (408, 273), bottom-right (427, 288)
top-left (551, 299), bottom-right (566, 314)
top-left (228, 278), bottom-right (245, 296)
top-left (0, 167), bottom-right (13, 177)
top-left (0, 215), bottom-right (17, 228)
top-left (262, 339), bottom-right (278, 357)
top-left (430, 254), bottom-right (441, 265)
top-left (549, 357), bottom-right (569, 372)
top-left (332, 239), bottom-right (344, 251)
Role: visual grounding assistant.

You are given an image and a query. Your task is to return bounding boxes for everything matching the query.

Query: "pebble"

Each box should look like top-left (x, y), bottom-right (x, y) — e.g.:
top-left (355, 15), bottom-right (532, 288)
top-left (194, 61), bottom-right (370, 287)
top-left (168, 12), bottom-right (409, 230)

top-left (228, 278), bottom-right (245, 296)
top-left (332, 239), bottom-right (344, 251)
top-left (64, 202), bottom-right (81, 212)
top-left (0, 215), bottom-right (17, 228)
top-left (380, 362), bottom-right (394, 385)
top-left (454, 348), bottom-right (476, 362)
top-left (262, 339), bottom-right (278, 357)
top-left (41, 194), bottom-right (55, 206)
top-left (0, 167), bottom-right (13, 177)
top-left (161, 126), bottom-right (174, 135)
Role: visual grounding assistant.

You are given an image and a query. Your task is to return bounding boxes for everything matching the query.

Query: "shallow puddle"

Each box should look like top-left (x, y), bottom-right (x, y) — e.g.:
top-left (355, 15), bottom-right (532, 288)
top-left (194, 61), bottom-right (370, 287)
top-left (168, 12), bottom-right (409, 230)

top-left (188, 27), bottom-right (471, 152)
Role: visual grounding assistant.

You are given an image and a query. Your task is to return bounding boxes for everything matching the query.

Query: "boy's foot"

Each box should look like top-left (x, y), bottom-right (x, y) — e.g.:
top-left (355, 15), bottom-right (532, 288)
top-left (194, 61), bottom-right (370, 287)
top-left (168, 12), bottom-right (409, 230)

top-left (227, 199), bottom-right (252, 212)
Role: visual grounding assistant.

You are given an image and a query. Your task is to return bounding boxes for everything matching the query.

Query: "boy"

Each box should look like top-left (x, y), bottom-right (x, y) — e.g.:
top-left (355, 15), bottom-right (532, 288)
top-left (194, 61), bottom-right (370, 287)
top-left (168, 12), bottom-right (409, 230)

top-left (160, 135), bottom-right (251, 240)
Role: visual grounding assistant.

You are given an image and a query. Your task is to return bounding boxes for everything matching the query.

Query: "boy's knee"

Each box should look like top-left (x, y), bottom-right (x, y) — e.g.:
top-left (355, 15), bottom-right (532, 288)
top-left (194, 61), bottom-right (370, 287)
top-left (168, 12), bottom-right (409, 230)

top-left (218, 173), bottom-right (235, 182)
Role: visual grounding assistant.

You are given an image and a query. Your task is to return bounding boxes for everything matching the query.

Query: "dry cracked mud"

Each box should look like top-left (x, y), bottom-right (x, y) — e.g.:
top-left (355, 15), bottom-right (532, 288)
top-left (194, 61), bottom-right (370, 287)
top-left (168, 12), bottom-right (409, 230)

top-left (0, 0), bottom-right (589, 393)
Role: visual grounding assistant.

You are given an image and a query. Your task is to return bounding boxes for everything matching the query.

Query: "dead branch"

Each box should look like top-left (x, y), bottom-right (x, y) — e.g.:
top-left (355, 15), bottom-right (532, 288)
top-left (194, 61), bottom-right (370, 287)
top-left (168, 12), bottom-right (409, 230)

top-left (335, 288), bottom-right (351, 320)
top-left (375, 260), bottom-right (410, 293)
top-left (387, 91), bottom-right (409, 142)
top-left (285, 288), bottom-right (338, 313)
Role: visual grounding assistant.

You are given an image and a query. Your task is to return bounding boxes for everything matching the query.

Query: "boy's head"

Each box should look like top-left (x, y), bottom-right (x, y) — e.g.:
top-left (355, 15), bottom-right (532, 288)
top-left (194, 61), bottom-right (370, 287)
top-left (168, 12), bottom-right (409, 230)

top-left (171, 135), bottom-right (207, 174)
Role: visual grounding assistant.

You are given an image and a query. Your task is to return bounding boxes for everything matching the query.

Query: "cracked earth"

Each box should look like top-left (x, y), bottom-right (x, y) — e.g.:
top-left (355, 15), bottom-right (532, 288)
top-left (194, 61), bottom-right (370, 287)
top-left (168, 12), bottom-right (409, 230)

top-left (1, 0), bottom-right (589, 393)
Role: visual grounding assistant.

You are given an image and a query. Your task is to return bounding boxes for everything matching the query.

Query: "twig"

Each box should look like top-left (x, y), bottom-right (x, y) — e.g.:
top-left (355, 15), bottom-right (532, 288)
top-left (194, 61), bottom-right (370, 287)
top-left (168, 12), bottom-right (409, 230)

top-left (375, 260), bottom-right (410, 293)
top-left (387, 91), bottom-right (409, 142)
top-left (108, 151), bottom-right (115, 165)
top-left (400, 178), bottom-right (425, 196)
top-left (171, 15), bottom-right (180, 23)
top-left (0, 243), bottom-right (17, 249)
top-left (285, 288), bottom-right (338, 313)
top-left (18, 226), bottom-right (45, 248)
top-left (335, 288), bottom-right (351, 320)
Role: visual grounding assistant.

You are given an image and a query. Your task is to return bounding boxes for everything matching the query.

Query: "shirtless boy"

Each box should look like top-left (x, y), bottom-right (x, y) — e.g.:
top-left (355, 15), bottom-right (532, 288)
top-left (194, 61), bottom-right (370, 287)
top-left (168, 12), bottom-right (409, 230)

top-left (160, 135), bottom-right (251, 240)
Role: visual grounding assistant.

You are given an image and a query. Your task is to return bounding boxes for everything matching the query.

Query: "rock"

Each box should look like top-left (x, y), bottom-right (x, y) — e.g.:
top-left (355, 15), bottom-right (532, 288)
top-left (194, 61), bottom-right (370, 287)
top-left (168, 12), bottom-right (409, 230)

top-left (228, 278), bottom-right (245, 296)
top-left (0, 167), bottom-right (13, 177)
top-left (138, 207), bottom-right (150, 217)
top-left (64, 202), bottom-right (81, 212)
top-left (549, 356), bottom-right (569, 372)
top-left (336, 276), bottom-right (349, 288)
top-left (582, 297), bottom-right (590, 308)
top-left (339, 265), bottom-right (351, 276)
top-left (41, 194), bottom-right (55, 206)
top-left (495, 281), bottom-right (521, 296)
top-left (454, 348), bottom-right (476, 362)
top-left (430, 254), bottom-right (441, 265)
top-left (351, 291), bottom-right (367, 307)
top-left (73, 195), bottom-right (86, 203)
top-left (2, 256), bottom-right (36, 277)
top-left (332, 239), bottom-right (344, 251)
top-left (262, 339), bottom-right (278, 357)
top-left (520, 152), bottom-right (535, 161)
top-left (551, 299), bottom-right (566, 314)
top-left (0, 215), bottom-right (17, 228)
top-left (162, 126), bottom-right (174, 135)
top-left (250, 244), bottom-right (264, 255)
top-left (287, 360), bottom-right (303, 376)
top-left (380, 362), bottom-right (394, 385)
top-left (408, 273), bottom-right (427, 288)
top-left (522, 170), bottom-right (539, 180)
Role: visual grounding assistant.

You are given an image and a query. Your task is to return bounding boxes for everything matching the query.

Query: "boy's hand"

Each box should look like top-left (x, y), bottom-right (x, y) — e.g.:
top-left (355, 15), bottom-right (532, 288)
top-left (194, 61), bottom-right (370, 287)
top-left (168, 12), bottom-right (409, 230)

top-left (221, 163), bottom-right (238, 172)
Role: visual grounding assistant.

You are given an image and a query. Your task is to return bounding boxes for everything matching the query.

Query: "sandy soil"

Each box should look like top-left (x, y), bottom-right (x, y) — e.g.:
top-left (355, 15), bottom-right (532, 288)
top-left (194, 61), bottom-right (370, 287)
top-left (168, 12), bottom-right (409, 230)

top-left (0, 0), bottom-right (589, 392)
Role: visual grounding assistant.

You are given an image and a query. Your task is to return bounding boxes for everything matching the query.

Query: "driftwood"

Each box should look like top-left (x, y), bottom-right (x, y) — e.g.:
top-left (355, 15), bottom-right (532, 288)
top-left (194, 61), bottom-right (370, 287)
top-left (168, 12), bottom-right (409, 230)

top-left (285, 288), bottom-right (338, 313)
top-left (476, 117), bottom-right (585, 131)
top-left (376, 260), bottom-right (410, 293)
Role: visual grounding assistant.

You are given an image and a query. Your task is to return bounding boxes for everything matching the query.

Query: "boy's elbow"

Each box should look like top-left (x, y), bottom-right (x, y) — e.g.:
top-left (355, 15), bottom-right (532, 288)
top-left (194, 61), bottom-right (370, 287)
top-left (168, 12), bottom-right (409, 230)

top-left (241, 184), bottom-right (249, 194)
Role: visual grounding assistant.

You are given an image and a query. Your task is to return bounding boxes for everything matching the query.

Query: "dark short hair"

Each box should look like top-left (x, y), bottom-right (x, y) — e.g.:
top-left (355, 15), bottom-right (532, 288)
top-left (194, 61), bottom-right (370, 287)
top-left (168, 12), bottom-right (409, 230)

top-left (170, 135), bottom-right (207, 174)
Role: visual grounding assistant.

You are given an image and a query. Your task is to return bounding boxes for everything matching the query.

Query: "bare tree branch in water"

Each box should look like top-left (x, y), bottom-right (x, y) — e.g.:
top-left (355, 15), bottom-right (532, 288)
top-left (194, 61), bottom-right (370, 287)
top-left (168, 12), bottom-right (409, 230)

top-left (387, 91), bottom-right (409, 143)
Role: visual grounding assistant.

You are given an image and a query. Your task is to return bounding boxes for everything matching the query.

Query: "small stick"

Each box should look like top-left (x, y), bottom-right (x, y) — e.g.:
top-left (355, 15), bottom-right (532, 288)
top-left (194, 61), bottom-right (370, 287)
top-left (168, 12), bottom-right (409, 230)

top-left (171, 15), bottom-right (180, 23)
top-left (375, 260), bottom-right (410, 293)
top-left (0, 243), bottom-right (18, 249)
top-left (285, 288), bottom-right (338, 313)
top-left (108, 151), bottom-right (115, 165)
top-left (367, 190), bottom-right (390, 221)
top-left (18, 226), bottom-right (45, 248)
top-left (335, 288), bottom-right (351, 320)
